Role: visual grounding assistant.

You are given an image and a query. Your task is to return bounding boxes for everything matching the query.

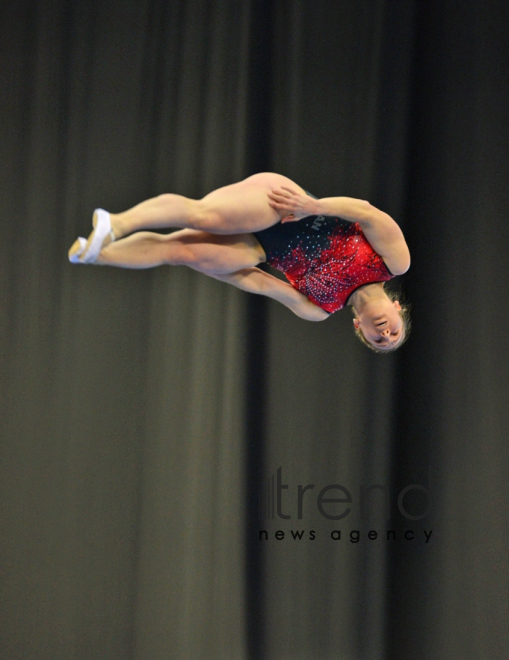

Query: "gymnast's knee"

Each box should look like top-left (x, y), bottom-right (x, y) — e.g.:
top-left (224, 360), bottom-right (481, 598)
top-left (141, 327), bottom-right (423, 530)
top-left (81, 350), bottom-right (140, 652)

top-left (155, 194), bottom-right (223, 231)
top-left (163, 242), bottom-right (197, 267)
top-left (193, 200), bottom-right (223, 231)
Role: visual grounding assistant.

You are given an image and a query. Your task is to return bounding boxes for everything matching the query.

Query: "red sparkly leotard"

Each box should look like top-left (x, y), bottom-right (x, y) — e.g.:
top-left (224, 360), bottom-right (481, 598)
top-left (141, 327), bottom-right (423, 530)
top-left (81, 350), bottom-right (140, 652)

top-left (253, 199), bottom-right (394, 314)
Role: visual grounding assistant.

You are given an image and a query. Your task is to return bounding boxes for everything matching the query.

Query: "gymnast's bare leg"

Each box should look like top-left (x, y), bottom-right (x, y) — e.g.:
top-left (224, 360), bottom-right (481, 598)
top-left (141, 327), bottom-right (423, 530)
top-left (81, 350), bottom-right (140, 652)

top-left (93, 228), bottom-right (266, 274)
top-left (70, 172), bottom-right (307, 264)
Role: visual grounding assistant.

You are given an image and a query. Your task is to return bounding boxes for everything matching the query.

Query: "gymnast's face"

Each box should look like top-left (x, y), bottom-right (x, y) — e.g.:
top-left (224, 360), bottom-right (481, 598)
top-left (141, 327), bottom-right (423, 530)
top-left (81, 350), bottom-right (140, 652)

top-left (353, 299), bottom-right (403, 350)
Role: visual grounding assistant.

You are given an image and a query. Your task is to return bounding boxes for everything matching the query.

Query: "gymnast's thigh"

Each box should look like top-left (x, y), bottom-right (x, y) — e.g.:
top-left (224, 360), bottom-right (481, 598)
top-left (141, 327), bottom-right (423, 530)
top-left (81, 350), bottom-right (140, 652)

top-left (163, 228), bottom-right (265, 273)
top-left (198, 172), bottom-right (308, 234)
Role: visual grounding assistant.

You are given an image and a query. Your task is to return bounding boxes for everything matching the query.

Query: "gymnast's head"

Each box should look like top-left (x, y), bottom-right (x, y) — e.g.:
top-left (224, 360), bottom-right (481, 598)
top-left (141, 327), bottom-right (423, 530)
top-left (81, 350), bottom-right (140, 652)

top-left (350, 284), bottom-right (411, 353)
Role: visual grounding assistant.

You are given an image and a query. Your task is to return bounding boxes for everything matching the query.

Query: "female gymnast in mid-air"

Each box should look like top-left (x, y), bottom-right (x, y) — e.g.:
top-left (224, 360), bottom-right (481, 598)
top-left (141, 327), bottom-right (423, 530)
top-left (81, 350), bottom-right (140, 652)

top-left (68, 172), bottom-right (411, 352)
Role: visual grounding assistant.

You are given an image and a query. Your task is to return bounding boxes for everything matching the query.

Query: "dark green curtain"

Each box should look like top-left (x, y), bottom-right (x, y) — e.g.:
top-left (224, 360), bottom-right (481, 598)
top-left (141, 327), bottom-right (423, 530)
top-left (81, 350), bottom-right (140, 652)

top-left (1, 1), bottom-right (508, 659)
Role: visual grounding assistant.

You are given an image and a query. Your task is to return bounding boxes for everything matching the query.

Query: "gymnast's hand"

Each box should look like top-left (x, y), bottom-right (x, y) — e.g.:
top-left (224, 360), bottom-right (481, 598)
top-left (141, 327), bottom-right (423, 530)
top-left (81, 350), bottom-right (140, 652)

top-left (268, 186), bottom-right (318, 222)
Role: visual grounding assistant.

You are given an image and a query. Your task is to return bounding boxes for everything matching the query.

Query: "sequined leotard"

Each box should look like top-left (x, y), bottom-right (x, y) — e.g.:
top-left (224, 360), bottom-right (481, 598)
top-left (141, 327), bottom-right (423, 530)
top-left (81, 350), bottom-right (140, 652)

top-left (253, 199), bottom-right (394, 314)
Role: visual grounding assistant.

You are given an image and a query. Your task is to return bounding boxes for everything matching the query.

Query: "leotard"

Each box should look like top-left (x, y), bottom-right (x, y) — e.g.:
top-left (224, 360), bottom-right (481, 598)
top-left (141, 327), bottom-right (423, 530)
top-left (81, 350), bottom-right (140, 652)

top-left (253, 195), bottom-right (394, 314)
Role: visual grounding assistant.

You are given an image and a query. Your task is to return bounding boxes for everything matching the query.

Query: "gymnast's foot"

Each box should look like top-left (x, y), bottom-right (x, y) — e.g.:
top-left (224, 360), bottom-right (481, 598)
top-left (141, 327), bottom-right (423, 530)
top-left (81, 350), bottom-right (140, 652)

top-left (72, 209), bottom-right (117, 264)
top-left (68, 236), bottom-right (87, 263)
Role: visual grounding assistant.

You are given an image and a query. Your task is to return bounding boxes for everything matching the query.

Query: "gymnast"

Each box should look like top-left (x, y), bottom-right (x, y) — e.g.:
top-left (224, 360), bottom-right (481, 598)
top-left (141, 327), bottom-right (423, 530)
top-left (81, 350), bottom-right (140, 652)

top-left (68, 172), bottom-right (411, 352)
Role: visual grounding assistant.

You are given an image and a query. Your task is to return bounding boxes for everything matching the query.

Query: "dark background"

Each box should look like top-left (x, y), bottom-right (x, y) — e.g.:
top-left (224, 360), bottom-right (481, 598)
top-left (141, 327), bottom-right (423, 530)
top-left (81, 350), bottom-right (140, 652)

top-left (1, 1), bottom-right (508, 658)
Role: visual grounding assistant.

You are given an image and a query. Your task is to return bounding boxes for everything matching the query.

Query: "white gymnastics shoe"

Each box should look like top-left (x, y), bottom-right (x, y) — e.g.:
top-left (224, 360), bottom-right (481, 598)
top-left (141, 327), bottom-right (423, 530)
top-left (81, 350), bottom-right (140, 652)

top-left (68, 237), bottom-right (88, 263)
top-left (80, 209), bottom-right (116, 264)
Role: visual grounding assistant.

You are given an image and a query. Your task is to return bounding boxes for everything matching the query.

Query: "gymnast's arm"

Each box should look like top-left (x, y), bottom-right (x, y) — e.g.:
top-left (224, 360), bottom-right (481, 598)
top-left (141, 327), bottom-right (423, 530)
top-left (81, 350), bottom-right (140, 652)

top-left (209, 268), bottom-right (330, 321)
top-left (269, 188), bottom-right (411, 276)
top-left (315, 198), bottom-right (411, 275)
